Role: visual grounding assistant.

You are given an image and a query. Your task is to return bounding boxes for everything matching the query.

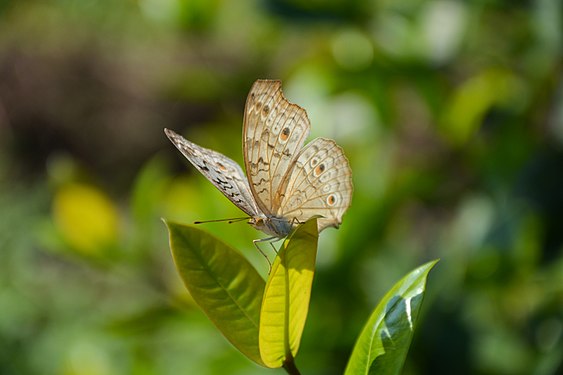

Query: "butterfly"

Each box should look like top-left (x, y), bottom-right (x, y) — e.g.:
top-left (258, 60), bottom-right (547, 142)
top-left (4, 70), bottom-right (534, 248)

top-left (165, 79), bottom-right (353, 243)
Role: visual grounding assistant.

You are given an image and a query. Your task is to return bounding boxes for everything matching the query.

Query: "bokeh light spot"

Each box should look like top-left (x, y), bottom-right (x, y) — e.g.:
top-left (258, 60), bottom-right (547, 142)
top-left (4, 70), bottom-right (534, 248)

top-left (331, 29), bottom-right (374, 71)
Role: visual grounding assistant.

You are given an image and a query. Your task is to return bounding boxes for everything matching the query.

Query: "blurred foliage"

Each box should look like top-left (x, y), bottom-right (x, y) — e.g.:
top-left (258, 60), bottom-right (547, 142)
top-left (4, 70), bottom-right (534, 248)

top-left (0, 0), bottom-right (562, 374)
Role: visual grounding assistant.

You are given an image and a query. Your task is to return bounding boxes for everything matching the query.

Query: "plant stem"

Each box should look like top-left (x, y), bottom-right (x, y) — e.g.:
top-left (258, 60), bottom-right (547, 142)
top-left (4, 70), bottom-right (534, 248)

top-left (282, 357), bottom-right (302, 375)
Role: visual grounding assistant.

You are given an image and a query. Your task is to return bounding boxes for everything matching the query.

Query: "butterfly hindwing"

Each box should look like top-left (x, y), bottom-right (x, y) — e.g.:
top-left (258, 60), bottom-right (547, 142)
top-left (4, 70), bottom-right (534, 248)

top-left (165, 129), bottom-right (260, 217)
top-left (243, 80), bottom-right (311, 215)
top-left (276, 137), bottom-right (353, 231)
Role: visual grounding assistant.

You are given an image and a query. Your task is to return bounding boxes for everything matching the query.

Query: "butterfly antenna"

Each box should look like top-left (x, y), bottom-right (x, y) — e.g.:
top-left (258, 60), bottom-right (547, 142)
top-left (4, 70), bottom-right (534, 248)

top-left (227, 217), bottom-right (250, 224)
top-left (194, 217), bottom-right (249, 225)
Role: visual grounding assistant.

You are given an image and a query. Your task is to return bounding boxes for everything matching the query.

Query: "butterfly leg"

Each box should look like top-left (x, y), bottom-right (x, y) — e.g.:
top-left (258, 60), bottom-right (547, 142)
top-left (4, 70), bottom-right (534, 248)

top-left (253, 236), bottom-right (281, 272)
top-left (290, 217), bottom-right (303, 226)
top-left (268, 241), bottom-right (279, 254)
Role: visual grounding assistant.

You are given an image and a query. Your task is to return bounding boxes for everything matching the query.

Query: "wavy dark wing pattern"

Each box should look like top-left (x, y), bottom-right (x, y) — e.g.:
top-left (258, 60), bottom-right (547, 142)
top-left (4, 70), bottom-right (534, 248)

top-left (276, 137), bottom-right (353, 232)
top-left (242, 80), bottom-right (311, 215)
top-left (165, 129), bottom-right (260, 217)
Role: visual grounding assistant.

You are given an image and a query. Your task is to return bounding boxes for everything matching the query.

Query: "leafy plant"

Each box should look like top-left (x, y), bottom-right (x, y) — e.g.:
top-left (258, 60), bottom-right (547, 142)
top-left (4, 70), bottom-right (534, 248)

top-left (165, 218), bottom-right (438, 374)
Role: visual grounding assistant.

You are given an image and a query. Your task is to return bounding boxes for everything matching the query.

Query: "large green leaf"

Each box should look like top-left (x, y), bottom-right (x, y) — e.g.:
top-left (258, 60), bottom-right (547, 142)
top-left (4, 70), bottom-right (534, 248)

top-left (259, 218), bottom-right (319, 368)
top-left (165, 221), bottom-right (266, 365)
top-left (345, 260), bottom-right (439, 375)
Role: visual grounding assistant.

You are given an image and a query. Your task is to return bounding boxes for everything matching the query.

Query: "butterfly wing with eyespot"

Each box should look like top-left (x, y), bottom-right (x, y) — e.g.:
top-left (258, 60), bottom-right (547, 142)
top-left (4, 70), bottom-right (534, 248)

top-left (164, 128), bottom-right (260, 217)
top-left (242, 80), bottom-right (311, 215)
top-left (275, 137), bottom-right (353, 231)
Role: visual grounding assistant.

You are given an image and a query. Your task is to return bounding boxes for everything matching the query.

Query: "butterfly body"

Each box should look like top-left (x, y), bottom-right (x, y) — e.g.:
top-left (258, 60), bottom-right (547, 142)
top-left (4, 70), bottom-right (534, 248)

top-left (165, 80), bottom-right (353, 240)
top-left (249, 215), bottom-right (293, 239)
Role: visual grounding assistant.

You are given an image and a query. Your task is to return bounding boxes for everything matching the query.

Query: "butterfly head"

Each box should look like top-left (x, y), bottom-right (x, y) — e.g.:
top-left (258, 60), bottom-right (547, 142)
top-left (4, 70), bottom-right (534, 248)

top-left (248, 215), bottom-right (293, 239)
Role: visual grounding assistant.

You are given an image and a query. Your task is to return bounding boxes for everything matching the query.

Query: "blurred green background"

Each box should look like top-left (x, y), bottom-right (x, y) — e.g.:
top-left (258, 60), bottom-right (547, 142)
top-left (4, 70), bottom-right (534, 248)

top-left (1, 0), bottom-right (562, 374)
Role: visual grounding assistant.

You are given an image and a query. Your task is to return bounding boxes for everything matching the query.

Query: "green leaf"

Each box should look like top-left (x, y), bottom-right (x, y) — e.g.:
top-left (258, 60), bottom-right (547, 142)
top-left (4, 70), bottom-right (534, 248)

top-left (165, 221), bottom-right (266, 365)
top-left (259, 218), bottom-right (319, 368)
top-left (344, 260), bottom-right (439, 375)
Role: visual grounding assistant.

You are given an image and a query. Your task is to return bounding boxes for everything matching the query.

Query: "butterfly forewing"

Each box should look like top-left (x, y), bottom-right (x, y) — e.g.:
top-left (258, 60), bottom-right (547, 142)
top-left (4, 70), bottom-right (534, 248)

top-left (164, 129), bottom-right (260, 217)
top-left (243, 80), bottom-right (311, 215)
top-left (276, 138), bottom-right (353, 231)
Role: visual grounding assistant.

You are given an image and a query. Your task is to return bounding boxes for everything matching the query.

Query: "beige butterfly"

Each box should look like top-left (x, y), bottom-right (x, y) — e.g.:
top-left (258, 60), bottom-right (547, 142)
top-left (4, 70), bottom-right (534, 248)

top-left (165, 79), bottom-right (353, 243)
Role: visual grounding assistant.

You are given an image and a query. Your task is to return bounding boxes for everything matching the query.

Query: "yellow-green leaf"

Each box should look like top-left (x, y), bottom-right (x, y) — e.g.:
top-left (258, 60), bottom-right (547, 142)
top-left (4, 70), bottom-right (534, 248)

top-left (165, 221), bottom-right (266, 365)
top-left (259, 218), bottom-right (319, 368)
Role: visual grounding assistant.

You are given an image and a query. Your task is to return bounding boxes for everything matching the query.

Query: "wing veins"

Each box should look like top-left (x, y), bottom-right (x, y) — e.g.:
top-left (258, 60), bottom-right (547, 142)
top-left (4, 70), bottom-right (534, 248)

top-left (265, 94), bottom-right (287, 208)
top-left (285, 141), bottom-right (340, 194)
top-left (271, 103), bottom-right (300, 200)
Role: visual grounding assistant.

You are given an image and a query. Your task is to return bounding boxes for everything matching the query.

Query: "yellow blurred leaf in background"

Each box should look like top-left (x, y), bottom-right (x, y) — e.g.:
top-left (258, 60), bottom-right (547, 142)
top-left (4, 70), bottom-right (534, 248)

top-left (53, 183), bottom-right (119, 255)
